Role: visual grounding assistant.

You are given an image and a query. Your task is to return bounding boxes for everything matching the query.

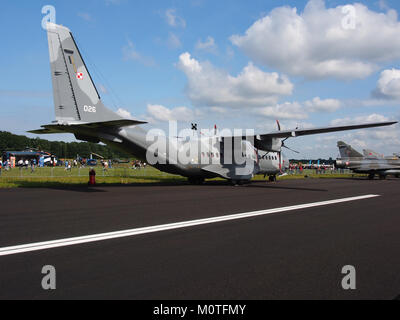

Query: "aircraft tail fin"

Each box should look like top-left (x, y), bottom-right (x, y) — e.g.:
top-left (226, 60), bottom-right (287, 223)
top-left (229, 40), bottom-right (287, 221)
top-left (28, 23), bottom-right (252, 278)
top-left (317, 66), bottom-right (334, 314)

top-left (46, 23), bottom-right (122, 123)
top-left (337, 141), bottom-right (363, 158)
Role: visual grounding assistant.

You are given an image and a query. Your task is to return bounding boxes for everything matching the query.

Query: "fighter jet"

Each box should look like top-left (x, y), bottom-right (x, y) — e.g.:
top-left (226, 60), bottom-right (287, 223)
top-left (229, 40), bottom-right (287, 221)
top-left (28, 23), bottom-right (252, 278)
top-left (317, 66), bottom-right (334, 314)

top-left (30, 23), bottom-right (397, 184)
top-left (336, 141), bottom-right (400, 179)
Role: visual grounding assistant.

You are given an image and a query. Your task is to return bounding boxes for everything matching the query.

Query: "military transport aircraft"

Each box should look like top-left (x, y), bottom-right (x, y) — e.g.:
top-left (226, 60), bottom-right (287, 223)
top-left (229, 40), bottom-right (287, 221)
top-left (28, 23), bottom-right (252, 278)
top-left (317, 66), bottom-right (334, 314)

top-left (336, 141), bottom-right (400, 179)
top-left (30, 23), bottom-right (397, 184)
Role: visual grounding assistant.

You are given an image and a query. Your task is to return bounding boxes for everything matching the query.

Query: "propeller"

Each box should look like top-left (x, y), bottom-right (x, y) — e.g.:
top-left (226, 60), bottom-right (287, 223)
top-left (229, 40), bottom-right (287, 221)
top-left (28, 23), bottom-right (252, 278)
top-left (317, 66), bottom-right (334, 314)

top-left (276, 120), bottom-right (301, 174)
top-left (276, 120), bottom-right (283, 172)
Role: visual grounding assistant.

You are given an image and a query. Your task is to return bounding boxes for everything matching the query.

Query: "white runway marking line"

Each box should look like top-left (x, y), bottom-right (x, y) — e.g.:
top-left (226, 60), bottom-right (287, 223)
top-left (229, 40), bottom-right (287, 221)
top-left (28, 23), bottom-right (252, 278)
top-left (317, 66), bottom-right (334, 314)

top-left (0, 194), bottom-right (379, 257)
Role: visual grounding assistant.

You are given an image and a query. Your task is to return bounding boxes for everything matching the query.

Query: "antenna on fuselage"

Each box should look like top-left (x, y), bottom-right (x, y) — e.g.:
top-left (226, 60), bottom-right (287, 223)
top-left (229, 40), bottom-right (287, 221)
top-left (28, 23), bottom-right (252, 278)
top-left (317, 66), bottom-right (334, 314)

top-left (191, 123), bottom-right (198, 137)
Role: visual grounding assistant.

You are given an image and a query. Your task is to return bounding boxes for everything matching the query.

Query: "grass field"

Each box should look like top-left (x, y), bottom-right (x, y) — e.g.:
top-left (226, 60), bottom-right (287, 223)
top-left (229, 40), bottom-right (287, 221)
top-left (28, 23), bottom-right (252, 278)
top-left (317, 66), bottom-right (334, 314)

top-left (0, 165), bottom-right (362, 188)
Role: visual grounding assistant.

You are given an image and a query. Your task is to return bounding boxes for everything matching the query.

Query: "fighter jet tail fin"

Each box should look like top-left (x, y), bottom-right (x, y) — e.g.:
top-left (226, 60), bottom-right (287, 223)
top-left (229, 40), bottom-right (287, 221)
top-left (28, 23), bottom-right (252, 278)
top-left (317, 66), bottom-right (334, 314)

top-left (337, 141), bottom-right (363, 158)
top-left (46, 23), bottom-right (123, 123)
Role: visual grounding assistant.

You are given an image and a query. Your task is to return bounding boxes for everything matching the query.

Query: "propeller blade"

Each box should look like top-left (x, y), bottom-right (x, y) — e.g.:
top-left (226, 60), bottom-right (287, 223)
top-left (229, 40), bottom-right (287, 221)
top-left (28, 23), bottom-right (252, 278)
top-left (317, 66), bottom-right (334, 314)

top-left (276, 120), bottom-right (281, 131)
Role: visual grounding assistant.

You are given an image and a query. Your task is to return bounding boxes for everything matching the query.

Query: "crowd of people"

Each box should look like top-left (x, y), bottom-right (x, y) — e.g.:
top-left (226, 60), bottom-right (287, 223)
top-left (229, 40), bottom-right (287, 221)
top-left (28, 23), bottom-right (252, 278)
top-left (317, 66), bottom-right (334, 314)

top-left (288, 163), bottom-right (337, 175)
top-left (132, 160), bottom-right (147, 170)
top-left (0, 158), bottom-right (39, 175)
top-left (0, 157), bottom-right (119, 174)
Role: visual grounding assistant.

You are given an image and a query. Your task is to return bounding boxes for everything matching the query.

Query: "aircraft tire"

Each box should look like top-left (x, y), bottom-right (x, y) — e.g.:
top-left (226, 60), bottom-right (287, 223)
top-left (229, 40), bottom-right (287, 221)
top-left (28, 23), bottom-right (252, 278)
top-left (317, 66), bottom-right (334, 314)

top-left (188, 177), bottom-right (205, 185)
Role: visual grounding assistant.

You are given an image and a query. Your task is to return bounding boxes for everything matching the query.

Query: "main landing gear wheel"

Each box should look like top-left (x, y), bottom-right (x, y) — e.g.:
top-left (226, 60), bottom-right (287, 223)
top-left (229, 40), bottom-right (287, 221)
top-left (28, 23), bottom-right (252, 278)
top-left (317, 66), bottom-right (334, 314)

top-left (268, 175), bottom-right (277, 182)
top-left (230, 180), bottom-right (245, 186)
top-left (188, 177), bottom-right (205, 185)
top-left (368, 174), bottom-right (375, 180)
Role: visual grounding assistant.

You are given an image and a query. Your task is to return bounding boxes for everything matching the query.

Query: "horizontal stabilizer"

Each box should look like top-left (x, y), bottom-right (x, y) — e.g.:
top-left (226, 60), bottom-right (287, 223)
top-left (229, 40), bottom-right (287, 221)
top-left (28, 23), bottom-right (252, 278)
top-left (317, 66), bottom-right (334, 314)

top-left (28, 128), bottom-right (66, 134)
top-left (60, 119), bottom-right (147, 129)
top-left (29, 119), bottom-right (147, 135)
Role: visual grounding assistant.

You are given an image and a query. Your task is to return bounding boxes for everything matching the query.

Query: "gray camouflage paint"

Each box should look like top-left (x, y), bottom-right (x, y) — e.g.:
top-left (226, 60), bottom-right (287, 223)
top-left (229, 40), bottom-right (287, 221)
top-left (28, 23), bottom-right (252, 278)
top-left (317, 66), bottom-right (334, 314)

top-left (336, 141), bottom-right (400, 178)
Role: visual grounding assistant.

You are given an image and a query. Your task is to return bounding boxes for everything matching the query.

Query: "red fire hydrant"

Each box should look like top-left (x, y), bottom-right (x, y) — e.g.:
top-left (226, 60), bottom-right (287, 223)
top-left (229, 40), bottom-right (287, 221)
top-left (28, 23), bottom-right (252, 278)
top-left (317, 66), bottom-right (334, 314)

top-left (89, 169), bottom-right (96, 186)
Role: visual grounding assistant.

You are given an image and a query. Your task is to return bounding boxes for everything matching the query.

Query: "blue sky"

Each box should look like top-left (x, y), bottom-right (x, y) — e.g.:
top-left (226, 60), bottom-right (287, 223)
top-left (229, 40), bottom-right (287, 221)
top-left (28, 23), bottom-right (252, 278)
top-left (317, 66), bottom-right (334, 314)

top-left (1, 0), bottom-right (400, 158)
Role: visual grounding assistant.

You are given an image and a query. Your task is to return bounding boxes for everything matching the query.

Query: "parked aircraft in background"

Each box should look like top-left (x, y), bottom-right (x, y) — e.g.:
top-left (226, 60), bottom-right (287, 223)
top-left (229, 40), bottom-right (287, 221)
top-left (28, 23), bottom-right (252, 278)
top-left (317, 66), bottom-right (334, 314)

top-left (336, 141), bottom-right (400, 179)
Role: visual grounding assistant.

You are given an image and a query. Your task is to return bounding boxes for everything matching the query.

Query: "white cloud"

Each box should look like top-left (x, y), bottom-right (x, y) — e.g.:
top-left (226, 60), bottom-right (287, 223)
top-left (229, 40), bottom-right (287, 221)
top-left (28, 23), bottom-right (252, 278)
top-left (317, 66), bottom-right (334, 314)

top-left (254, 102), bottom-right (308, 120)
top-left (116, 108), bottom-right (134, 119)
top-left (165, 9), bottom-right (186, 28)
top-left (195, 36), bottom-right (217, 52)
top-left (122, 39), bottom-right (155, 67)
top-left (330, 113), bottom-right (400, 147)
top-left (230, 0), bottom-right (400, 80)
top-left (177, 52), bottom-right (293, 108)
top-left (252, 97), bottom-right (341, 120)
top-left (117, 105), bottom-right (196, 124)
top-left (304, 97), bottom-right (341, 112)
top-left (146, 104), bottom-right (195, 122)
top-left (373, 68), bottom-right (400, 100)
top-left (330, 113), bottom-right (390, 126)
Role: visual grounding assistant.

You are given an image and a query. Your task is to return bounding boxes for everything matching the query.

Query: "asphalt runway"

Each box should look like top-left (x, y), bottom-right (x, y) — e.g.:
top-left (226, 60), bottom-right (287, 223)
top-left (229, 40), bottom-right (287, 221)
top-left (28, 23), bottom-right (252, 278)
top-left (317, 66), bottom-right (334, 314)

top-left (0, 178), bottom-right (399, 300)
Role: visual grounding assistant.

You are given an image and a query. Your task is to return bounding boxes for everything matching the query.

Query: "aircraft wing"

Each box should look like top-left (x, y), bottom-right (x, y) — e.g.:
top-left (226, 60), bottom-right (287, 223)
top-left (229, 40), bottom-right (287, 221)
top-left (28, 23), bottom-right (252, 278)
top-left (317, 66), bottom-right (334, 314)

top-left (254, 121), bottom-right (397, 139)
top-left (223, 121), bottom-right (398, 152)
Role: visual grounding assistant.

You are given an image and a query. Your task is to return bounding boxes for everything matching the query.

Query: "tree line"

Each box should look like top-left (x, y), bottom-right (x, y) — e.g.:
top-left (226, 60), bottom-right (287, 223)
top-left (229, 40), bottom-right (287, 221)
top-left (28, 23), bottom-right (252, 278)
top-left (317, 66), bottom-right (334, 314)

top-left (0, 131), bottom-right (131, 159)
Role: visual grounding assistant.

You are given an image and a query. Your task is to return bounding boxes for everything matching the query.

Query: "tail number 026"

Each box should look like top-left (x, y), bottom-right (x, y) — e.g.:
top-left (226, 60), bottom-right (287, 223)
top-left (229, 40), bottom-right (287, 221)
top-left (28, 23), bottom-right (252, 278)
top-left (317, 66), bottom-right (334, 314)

top-left (84, 105), bottom-right (96, 113)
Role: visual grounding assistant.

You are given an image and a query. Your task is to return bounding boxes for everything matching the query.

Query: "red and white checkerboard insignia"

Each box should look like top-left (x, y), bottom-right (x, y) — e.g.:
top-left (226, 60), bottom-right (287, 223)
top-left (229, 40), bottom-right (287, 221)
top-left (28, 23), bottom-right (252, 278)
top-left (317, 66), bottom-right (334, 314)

top-left (76, 72), bottom-right (83, 80)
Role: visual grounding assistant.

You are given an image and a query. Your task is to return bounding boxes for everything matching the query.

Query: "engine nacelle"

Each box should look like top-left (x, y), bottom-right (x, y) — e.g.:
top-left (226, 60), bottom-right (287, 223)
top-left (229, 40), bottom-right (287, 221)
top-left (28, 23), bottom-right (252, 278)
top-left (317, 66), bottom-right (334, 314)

top-left (254, 137), bottom-right (282, 152)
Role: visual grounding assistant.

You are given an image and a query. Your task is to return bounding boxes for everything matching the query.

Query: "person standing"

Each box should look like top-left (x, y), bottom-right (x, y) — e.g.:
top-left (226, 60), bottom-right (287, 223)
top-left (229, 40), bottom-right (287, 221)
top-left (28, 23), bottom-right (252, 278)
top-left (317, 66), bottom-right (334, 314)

top-left (31, 158), bottom-right (37, 173)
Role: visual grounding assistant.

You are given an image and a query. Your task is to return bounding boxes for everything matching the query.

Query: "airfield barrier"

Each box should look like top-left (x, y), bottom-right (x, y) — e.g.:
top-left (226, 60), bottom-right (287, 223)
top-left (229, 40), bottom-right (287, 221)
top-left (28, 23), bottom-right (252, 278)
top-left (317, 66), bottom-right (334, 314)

top-left (0, 166), bottom-right (352, 179)
top-left (0, 166), bottom-right (168, 179)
